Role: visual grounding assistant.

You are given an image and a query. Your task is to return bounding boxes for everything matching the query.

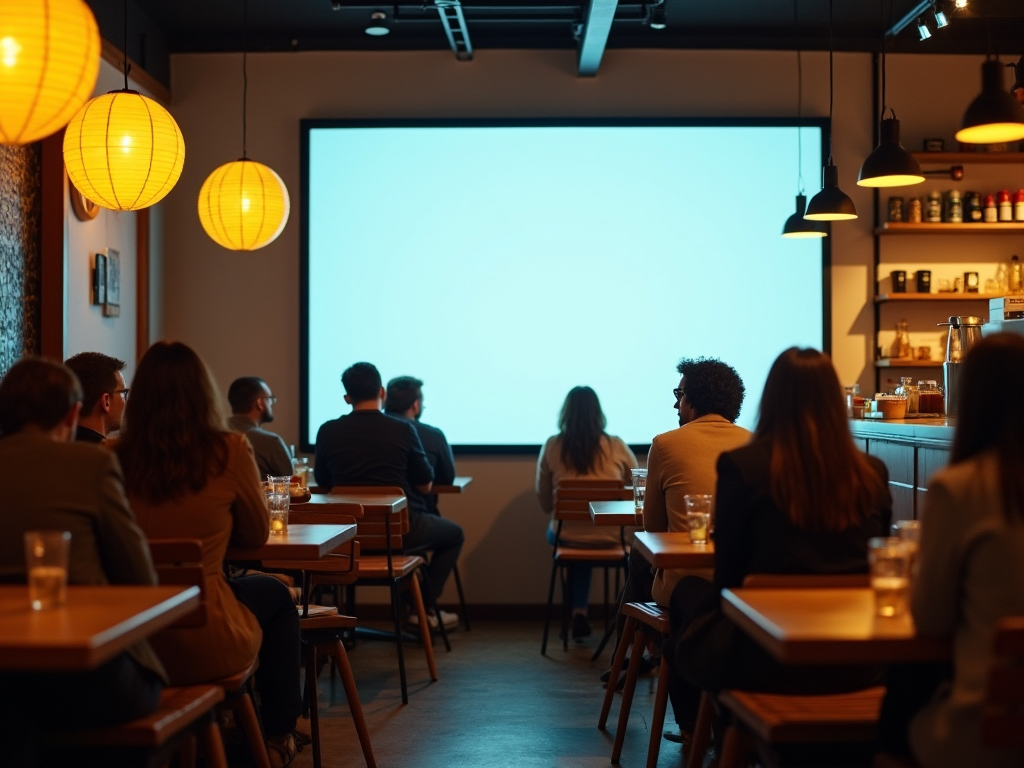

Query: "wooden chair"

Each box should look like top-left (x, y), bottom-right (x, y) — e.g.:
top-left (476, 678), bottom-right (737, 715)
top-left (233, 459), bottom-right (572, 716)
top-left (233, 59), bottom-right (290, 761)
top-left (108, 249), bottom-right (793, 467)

top-left (541, 479), bottom-right (633, 656)
top-left (331, 485), bottom-right (444, 705)
top-left (50, 539), bottom-right (230, 768)
top-left (404, 492), bottom-right (471, 631)
top-left (264, 507), bottom-right (376, 768)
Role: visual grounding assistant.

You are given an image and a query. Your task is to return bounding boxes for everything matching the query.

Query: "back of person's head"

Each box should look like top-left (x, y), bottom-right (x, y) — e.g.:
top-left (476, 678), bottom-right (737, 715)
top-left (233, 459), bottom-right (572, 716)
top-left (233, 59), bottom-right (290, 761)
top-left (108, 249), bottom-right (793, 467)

top-left (558, 386), bottom-right (608, 475)
top-left (755, 347), bottom-right (885, 531)
top-left (384, 376), bottom-right (423, 414)
top-left (950, 333), bottom-right (1024, 520)
top-left (676, 358), bottom-right (745, 421)
top-left (0, 357), bottom-right (82, 435)
top-left (342, 362), bottom-right (382, 404)
top-left (116, 341), bottom-right (229, 504)
top-left (64, 352), bottom-right (126, 417)
top-left (228, 376), bottom-right (267, 414)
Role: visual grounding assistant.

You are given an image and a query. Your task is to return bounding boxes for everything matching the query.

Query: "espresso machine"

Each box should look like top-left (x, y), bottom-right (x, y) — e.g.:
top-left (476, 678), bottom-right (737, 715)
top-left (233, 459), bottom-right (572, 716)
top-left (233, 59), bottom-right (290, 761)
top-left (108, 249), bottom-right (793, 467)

top-left (937, 315), bottom-right (985, 418)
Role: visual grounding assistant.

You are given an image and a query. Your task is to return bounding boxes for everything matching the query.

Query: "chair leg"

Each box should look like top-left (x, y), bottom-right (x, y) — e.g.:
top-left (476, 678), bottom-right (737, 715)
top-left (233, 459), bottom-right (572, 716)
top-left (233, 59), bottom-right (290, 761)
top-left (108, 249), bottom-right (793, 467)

top-left (452, 564), bottom-right (470, 631)
top-left (201, 716), bottom-right (230, 768)
top-left (409, 575), bottom-right (439, 682)
top-left (717, 725), bottom-right (754, 768)
top-left (305, 646), bottom-right (323, 768)
top-left (599, 615), bottom-right (637, 729)
top-left (686, 691), bottom-right (715, 768)
top-left (645, 655), bottom-right (670, 768)
top-left (603, 567), bottom-right (610, 628)
top-left (235, 691), bottom-right (272, 768)
top-left (611, 628), bottom-right (648, 763)
top-left (419, 569), bottom-right (450, 652)
top-left (328, 640), bottom-right (377, 768)
top-left (178, 733), bottom-right (197, 768)
top-left (562, 566), bottom-right (571, 652)
top-left (389, 581), bottom-right (410, 705)
top-left (541, 559), bottom-right (559, 656)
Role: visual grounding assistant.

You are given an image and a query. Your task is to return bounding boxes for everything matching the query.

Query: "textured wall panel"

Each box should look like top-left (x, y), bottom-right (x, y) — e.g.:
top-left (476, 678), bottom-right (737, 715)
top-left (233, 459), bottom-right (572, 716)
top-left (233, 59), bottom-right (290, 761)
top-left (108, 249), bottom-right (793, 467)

top-left (0, 143), bottom-right (42, 378)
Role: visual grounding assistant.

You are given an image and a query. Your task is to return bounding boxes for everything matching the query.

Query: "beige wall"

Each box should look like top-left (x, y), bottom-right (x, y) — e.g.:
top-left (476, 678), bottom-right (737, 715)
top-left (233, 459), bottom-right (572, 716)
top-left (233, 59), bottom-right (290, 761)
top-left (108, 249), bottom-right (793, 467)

top-left (158, 48), bottom-right (985, 604)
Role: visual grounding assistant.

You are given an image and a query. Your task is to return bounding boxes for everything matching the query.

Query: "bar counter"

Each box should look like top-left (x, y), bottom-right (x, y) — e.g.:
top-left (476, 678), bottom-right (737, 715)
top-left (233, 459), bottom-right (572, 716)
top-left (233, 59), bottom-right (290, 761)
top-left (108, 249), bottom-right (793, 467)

top-left (848, 417), bottom-right (955, 447)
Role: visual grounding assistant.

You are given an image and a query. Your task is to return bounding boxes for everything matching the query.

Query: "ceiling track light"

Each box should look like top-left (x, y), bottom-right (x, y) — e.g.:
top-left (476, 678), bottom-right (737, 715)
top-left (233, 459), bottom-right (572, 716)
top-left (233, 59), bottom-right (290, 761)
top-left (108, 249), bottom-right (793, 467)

top-left (933, 5), bottom-right (948, 28)
top-left (647, 2), bottom-right (667, 30)
top-left (365, 10), bottom-right (390, 35)
top-left (956, 59), bottom-right (1024, 144)
top-left (917, 17), bottom-right (931, 40)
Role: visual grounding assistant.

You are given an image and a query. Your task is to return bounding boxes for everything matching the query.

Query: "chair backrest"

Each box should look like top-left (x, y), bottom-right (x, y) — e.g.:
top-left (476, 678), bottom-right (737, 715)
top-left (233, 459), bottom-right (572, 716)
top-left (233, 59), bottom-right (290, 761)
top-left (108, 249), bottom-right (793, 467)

top-left (287, 509), bottom-right (360, 555)
top-left (553, 481), bottom-right (632, 522)
top-left (147, 538), bottom-right (207, 628)
top-left (982, 616), bottom-right (1024, 748)
top-left (741, 573), bottom-right (871, 589)
top-left (330, 485), bottom-right (407, 550)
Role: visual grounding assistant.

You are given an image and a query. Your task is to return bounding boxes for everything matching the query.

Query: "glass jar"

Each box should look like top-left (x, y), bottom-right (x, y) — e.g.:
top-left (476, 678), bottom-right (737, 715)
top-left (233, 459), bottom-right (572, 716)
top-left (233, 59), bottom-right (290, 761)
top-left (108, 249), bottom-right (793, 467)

top-left (917, 380), bottom-right (944, 415)
top-left (891, 320), bottom-right (912, 360)
top-left (894, 377), bottom-right (919, 415)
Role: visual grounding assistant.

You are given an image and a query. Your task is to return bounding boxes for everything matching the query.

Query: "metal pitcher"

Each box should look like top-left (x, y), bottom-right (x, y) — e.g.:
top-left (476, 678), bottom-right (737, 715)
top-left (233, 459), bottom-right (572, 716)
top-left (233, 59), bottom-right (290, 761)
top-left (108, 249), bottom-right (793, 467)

top-left (937, 315), bottom-right (985, 417)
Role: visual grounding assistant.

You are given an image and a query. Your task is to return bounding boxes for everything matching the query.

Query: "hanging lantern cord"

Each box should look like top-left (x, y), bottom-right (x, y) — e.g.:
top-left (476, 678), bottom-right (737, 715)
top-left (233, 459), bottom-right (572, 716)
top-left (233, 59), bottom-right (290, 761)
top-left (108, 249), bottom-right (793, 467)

top-left (242, 0), bottom-right (248, 160)
top-left (122, 0), bottom-right (130, 89)
top-left (794, 0), bottom-right (804, 195)
top-left (827, 0), bottom-right (834, 166)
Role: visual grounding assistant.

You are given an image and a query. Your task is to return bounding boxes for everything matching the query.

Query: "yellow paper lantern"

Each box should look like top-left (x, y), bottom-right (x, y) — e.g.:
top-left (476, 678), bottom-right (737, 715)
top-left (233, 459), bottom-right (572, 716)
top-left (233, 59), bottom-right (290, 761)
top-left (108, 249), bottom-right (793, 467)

top-left (197, 159), bottom-right (290, 251)
top-left (0, 0), bottom-right (99, 145)
top-left (63, 90), bottom-right (185, 211)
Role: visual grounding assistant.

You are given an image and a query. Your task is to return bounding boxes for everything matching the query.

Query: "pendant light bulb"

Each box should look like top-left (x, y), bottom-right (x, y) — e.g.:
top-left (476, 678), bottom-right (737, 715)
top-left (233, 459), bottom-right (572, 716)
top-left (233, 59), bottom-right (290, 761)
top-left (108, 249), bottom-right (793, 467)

top-left (955, 60), bottom-right (1024, 144)
top-left (858, 118), bottom-right (925, 187)
top-left (805, 165), bottom-right (858, 221)
top-left (783, 194), bottom-right (828, 238)
top-left (954, 0), bottom-right (967, 7)
top-left (916, 17), bottom-right (931, 41)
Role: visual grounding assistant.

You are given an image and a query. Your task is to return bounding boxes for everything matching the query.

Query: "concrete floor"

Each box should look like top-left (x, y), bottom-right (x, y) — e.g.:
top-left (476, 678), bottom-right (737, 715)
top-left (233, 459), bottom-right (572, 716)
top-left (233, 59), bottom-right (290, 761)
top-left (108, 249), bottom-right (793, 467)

top-left (291, 620), bottom-right (688, 768)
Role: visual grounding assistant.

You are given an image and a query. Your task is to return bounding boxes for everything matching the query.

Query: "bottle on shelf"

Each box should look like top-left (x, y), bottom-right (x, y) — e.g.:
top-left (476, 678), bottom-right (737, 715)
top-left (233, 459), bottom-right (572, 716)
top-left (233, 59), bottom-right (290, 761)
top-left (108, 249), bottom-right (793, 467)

top-left (984, 195), bottom-right (998, 222)
top-left (1010, 255), bottom-right (1023, 294)
top-left (1015, 190), bottom-right (1024, 222)
top-left (891, 320), bottom-right (912, 360)
top-left (999, 190), bottom-right (1014, 222)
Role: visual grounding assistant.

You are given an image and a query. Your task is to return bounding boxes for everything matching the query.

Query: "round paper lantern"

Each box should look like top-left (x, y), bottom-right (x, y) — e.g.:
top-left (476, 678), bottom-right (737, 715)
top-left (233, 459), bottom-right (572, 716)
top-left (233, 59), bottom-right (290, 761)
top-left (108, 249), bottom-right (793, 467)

top-left (0, 0), bottom-right (100, 145)
top-left (63, 89), bottom-right (185, 211)
top-left (197, 159), bottom-right (290, 251)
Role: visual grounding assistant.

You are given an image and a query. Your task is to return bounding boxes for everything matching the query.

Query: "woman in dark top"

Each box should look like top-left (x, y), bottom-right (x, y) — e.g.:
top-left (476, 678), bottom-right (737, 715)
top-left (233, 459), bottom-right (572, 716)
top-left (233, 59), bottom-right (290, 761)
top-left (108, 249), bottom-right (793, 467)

top-left (666, 347), bottom-right (892, 735)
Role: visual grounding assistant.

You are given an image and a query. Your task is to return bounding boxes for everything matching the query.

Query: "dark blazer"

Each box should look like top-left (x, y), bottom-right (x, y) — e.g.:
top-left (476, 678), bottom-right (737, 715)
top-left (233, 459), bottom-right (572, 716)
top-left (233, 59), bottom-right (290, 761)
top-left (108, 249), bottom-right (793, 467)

top-left (409, 419), bottom-right (455, 516)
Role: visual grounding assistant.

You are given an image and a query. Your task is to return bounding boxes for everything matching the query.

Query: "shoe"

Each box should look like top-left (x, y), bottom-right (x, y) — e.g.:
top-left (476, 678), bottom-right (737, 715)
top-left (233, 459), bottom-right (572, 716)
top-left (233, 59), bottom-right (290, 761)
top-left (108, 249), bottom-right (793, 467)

top-left (408, 609), bottom-right (459, 630)
top-left (266, 734), bottom-right (297, 768)
top-left (663, 729), bottom-right (690, 745)
top-left (599, 654), bottom-right (657, 683)
top-left (572, 614), bottom-right (592, 641)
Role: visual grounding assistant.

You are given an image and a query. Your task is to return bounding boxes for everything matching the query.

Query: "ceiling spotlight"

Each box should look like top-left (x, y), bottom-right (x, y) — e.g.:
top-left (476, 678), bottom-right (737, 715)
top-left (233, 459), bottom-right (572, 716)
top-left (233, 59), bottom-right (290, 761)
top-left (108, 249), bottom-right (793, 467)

top-left (365, 10), bottom-right (390, 36)
top-left (648, 3), bottom-right (667, 30)
top-left (917, 17), bottom-right (931, 40)
top-left (933, 5), bottom-right (948, 28)
top-left (954, 0), bottom-right (967, 7)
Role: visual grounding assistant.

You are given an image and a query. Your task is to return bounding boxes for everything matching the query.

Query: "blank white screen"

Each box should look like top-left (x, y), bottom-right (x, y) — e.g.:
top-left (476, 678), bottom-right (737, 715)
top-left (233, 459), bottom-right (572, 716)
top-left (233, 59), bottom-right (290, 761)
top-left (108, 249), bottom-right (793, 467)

top-left (305, 123), bottom-right (824, 448)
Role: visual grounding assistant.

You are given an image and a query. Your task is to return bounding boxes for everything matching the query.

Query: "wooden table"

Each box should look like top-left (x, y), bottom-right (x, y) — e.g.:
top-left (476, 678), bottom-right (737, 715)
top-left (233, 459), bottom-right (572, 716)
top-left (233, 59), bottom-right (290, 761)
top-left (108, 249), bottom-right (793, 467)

top-left (589, 500), bottom-right (642, 526)
top-left (433, 476), bottom-right (472, 494)
top-left (633, 531), bottom-right (715, 568)
top-left (721, 587), bottom-right (951, 665)
top-left (301, 493), bottom-right (406, 517)
top-left (0, 585), bottom-right (200, 671)
top-left (225, 523), bottom-right (357, 561)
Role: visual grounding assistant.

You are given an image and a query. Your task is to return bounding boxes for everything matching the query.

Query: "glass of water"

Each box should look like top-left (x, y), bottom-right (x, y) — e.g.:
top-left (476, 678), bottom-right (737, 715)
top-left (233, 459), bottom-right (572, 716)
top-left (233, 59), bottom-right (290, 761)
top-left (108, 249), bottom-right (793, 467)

top-left (630, 468), bottom-right (648, 511)
top-left (267, 493), bottom-right (289, 535)
top-left (868, 537), bottom-right (912, 618)
top-left (23, 530), bottom-right (71, 610)
top-left (684, 494), bottom-right (714, 534)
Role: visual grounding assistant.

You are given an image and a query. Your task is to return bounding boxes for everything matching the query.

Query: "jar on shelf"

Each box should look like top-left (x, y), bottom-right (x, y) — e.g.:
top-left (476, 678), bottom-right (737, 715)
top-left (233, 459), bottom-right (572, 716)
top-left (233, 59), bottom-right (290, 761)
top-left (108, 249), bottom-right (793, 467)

top-left (984, 194), bottom-right (998, 222)
top-left (894, 377), bottom-right (919, 415)
top-left (1015, 189), bottom-right (1024, 222)
top-left (917, 380), bottom-right (945, 416)
top-left (945, 190), bottom-right (963, 223)
top-left (966, 191), bottom-right (983, 222)
top-left (891, 320), bottom-right (912, 360)
top-left (999, 190), bottom-right (1013, 221)
top-left (926, 192), bottom-right (943, 223)
top-left (908, 197), bottom-right (923, 223)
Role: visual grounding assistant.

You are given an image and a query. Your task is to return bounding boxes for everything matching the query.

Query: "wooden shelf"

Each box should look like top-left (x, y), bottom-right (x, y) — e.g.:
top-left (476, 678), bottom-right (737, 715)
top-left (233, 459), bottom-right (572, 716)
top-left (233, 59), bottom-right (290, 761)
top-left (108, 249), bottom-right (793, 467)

top-left (875, 222), bottom-right (1024, 234)
top-left (912, 152), bottom-right (1024, 164)
top-left (875, 359), bottom-right (941, 368)
top-left (875, 293), bottom-right (994, 302)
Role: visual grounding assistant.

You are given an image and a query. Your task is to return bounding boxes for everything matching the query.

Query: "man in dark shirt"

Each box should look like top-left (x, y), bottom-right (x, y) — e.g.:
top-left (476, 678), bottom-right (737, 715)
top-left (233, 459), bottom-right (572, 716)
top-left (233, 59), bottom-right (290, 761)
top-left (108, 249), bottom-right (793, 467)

top-left (227, 376), bottom-right (293, 478)
top-left (314, 363), bottom-right (463, 628)
top-left (64, 352), bottom-right (129, 443)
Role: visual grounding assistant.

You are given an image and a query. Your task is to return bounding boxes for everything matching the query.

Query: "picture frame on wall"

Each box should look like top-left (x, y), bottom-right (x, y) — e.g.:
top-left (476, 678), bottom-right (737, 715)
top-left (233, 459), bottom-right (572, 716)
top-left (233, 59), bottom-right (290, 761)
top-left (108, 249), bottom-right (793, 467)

top-left (93, 253), bottom-right (106, 305)
top-left (104, 249), bottom-right (121, 318)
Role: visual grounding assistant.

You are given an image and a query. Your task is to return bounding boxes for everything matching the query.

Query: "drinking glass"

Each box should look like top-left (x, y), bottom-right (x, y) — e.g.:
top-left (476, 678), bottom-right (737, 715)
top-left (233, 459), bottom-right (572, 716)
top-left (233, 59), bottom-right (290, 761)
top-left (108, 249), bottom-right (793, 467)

top-left (267, 492), bottom-right (289, 535)
top-left (685, 512), bottom-right (710, 545)
top-left (868, 537), bottom-right (912, 617)
top-left (893, 520), bottom-right (922, 577)
top-left (292, 457), bottom-right (309, 489)
top-left (630, 468), bottom-right (648, 512)
top-left (23, 530), bottom-right (70, 610)
top-left (684, 494), bottom-right (714, 534)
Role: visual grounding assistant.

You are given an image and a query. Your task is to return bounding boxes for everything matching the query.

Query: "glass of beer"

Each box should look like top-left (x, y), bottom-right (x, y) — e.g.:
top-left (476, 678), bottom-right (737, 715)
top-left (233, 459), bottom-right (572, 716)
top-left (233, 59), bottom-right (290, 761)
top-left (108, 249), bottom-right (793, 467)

top-left (684, 494), bottom-right (714, 534)
top-left (630, 468), bottom-right (648, 512)
top-left (685, 512), bottom-right (710, 545)
top-left (868, 537), bottom-right (912, 617)
top-left (23, 530), bottom-right (70, 610)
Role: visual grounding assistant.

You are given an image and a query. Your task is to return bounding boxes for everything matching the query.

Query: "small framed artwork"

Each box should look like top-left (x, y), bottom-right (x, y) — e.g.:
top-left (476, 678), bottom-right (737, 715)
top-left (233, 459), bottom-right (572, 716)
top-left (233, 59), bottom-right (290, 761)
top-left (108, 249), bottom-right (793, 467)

top-left (104, 249), bottom-right (121, 317)
top-left (92, 253), bottom-right (106, 305)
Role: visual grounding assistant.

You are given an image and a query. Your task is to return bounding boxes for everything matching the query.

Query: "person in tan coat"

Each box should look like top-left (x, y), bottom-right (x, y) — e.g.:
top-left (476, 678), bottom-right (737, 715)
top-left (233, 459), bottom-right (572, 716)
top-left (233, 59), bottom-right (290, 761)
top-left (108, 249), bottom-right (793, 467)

top-left (114, 342), bottom-right (301, 766)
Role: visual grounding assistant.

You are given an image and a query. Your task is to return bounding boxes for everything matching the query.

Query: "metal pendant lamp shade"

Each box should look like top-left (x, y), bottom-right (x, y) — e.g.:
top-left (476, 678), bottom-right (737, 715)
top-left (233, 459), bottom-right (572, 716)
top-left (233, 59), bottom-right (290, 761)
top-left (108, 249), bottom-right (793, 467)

top-left (805, 164), bottom-right (857, 221)
top-left (782, 194), bottom-right (827, 238)
top-left (955, 60), bottom-right (1024, 144)
top-left (63, 89), bottom-right (185, 211)
top-left (858, 118), bottom-right (924, 187)
top-left (0, 0), bottom-right (100, 145)
top-left (198, 159), bottom-right (291, 251)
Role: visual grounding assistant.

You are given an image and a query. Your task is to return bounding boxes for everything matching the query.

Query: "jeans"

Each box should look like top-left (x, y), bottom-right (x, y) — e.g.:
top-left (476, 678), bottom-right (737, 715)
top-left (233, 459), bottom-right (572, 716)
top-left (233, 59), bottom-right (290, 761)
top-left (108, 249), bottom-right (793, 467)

top-left (546, 527), bottom-right (592, 611)
top-left (229, 574), bottom-right (302, 736)
top-left (403, 511), bottom-right (465, 604)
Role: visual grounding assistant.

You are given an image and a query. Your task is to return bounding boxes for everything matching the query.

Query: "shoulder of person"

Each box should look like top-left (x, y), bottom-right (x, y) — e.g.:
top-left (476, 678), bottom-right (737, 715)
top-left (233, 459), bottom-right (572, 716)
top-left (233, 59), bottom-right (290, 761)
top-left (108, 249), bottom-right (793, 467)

top-left (928, 452), bottom-right (998, 505)
top-left (716, 439), bottom-right (767, 474)
top-left (416, 421), bottom-right (447, 441)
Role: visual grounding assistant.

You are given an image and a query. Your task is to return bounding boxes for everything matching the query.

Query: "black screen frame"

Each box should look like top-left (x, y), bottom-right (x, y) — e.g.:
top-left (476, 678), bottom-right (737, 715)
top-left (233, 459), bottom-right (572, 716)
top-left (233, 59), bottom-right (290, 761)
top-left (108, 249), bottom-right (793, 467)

top-left (300, 116), bottom-right (831, 455)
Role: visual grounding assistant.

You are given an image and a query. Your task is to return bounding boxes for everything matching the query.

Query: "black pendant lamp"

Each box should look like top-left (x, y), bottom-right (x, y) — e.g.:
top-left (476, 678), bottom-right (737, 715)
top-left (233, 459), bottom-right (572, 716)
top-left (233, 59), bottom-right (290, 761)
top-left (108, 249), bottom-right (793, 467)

top-left (805, 0), bottom-right (857, 221)
top-left (955, 59), bottom-right (1024, 144)
top-left (783, 194), bottom-right (827, 238)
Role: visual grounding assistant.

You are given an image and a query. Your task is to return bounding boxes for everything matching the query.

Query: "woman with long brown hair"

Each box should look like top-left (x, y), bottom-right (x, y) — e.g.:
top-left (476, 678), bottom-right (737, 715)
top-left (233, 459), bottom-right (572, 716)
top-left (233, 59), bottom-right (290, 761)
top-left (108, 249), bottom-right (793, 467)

top-left (115, 342), bottom-right (302, 766)
top-left (666, 347), bottom-right (891, 742)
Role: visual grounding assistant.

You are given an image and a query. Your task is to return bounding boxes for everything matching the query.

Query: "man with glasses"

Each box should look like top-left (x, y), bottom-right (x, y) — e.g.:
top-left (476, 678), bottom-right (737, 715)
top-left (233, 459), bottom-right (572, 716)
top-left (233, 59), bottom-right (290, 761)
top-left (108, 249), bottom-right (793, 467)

top-left (227, 377), bottom-right (294, 478)
top-left (65, 352), bottom-right (130, 443)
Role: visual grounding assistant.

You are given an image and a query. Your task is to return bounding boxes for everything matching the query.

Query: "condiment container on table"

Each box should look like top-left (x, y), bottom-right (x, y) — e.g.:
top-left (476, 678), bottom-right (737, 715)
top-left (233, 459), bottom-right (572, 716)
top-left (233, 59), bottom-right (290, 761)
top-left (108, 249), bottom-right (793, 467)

top-left (917, 380), bottom-right (944, 416)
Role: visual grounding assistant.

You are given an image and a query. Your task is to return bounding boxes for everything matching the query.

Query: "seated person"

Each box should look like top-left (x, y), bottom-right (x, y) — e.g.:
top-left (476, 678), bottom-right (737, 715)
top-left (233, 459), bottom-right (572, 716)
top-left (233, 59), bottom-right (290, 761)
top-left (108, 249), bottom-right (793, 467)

top-left (0, 358), bottom-right (165, 748)
top-left (315, 362), bottom-right (463, 629)
top-left (227, 376), bottom-right (294, 478)
top-left (880, 334), bottom-right (1024, 768)
top-left (64, 351), bottom-right (129, 443)
top-left (667, 348), bottom-right (891, 743)
top-left (536, 386), bottom-right (637, 640)
top-left (113, 342), bottom-right (302, 767)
